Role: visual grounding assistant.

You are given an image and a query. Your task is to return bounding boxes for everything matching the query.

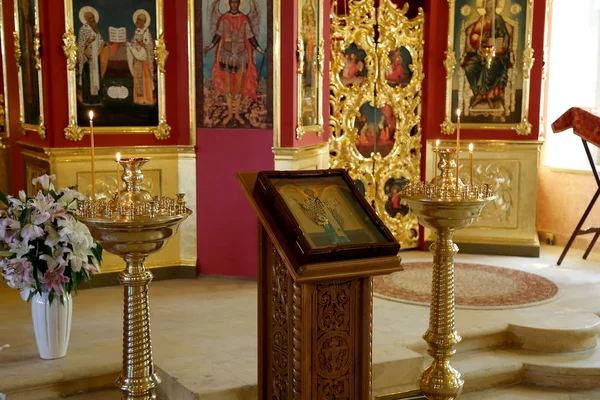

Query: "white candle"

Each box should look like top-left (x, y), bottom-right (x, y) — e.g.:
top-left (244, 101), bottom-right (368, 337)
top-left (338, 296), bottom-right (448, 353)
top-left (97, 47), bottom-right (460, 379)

top-left (89, 111), bottom-right (96, 201)
top-left (116, 152), bottom-right (121, 201)
top-left (469, 143), bottom-right (474, 188)
top-left (435, 139), bottom-right (440, 187)
top-left (456, 109), bottom-right (461, 189)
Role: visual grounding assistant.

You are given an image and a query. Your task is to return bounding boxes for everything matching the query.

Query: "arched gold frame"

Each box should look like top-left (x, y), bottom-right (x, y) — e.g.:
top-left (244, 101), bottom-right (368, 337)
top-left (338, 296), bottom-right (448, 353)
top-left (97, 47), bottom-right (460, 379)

top-left (330, 0), bottom-right (424, 249)
top-left (14, 0), bottom-right (45, 139)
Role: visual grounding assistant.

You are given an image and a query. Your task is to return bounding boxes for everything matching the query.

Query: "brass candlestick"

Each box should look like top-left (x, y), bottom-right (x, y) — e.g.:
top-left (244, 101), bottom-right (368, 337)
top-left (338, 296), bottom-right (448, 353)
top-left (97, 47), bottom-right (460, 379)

top-left (401, 150), bottom-right (493, 400)
top-left (77, 158), bottom-right (191, 400)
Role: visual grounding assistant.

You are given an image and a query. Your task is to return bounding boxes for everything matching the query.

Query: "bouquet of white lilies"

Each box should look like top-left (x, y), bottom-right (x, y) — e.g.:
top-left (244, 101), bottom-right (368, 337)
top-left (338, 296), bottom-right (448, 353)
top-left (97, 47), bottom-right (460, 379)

top-left (0, 175), bottom-right (102, 303)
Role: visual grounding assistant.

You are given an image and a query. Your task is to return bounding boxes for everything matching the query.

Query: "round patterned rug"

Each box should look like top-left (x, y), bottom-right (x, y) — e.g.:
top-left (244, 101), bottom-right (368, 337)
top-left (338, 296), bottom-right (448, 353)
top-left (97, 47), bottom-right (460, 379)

top-left (373, 262), bottom-right (561, 309)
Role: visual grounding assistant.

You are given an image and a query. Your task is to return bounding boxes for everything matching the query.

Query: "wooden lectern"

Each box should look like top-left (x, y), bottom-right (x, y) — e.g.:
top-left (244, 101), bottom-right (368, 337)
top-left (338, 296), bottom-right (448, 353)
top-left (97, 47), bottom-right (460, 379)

top-left (238, 170), bottom-right (402, 399)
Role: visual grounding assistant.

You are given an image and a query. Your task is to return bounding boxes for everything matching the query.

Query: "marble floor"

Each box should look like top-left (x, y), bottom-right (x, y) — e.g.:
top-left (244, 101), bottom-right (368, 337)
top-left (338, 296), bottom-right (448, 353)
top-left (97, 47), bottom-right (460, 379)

top-left (1, 244), bottom-right (600, 399)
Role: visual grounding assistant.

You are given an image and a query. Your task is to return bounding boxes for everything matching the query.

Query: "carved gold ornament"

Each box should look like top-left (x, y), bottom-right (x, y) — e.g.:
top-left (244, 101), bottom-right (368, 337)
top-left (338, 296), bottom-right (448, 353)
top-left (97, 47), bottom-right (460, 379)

top-left (64, 117), bottom-right (84, 141)
top-left (515, 118), bottom-right (532, 136)
top-left (152, 119), bottom-right (172, 140)
top-left (62, 27), bottom-right (77, 71)
top-left (522, 46), bottom-right (535, 79)
top-left (317, 38), bottom-right (324, 76)
top-left (296, 37), bottom-right (304, 75)
top-left (0, 94), bottom-right (5, 129)
top-left (155, 33), bottom-right (168, 74)
top-left (13, 32), bottom-right (21, 70)
top-left (444, 48), bottom-right (456, 79)
top-left (33, 31), bottom-right (41, 70)
top-left (330, 0), bottom-right (424, 249)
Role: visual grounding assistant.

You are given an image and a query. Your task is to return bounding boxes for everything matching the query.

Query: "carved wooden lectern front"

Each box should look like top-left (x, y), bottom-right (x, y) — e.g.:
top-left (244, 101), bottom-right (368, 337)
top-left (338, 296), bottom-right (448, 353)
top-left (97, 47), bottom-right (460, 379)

top-left (238, 170), bottom-right (402, 399)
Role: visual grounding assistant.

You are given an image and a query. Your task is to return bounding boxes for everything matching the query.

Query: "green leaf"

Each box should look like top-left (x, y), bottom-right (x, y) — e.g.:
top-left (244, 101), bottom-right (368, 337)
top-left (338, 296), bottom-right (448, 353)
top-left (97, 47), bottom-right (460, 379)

top-left (18, 208), bottom-right (32, 227)
top-left (91, 243), bottom-right (103, 263)
top-left (0, 190), bottom-right (9, 208)
top-left (27, 290), bottom-right (35, 302)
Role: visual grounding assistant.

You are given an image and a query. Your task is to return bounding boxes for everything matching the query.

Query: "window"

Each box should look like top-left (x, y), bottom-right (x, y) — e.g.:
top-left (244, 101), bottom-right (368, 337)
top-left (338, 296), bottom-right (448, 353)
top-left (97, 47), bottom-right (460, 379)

top-left (545, 0), bottom-right (600, 171)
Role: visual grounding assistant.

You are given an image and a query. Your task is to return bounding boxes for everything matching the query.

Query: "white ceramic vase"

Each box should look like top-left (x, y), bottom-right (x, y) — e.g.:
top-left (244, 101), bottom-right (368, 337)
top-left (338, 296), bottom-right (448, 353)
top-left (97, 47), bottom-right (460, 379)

top-left (31, 292), bottom-right (72, 360)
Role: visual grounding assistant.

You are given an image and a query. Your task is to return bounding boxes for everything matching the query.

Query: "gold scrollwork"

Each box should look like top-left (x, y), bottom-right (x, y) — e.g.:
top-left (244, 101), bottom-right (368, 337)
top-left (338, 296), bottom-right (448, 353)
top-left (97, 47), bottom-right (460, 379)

top-left (37, 115), bottom-right (46, 140)
top-left (330, 0), bottom-right (424, 249)
top-left (0, 94), bottom-right (5, 129)
top-left (63, 0), bottom-right (170, 140)
top-left (521, 47), bottom-right (535, 80)
top-left (443, 48), bottom-right (456, 79)
top-left (33, 31), bottom-right (41, 70)
top-left (13, 31), bottom-right (21, 70)
top-left (515, 118), bottom-right (532, 136)
top-left (296, 37), bottom-right (304, 75)
top-left (441, 117), bottom-right (455, 136)
top-left (64, 117), bottom-right (84, 141)
top-left (152, 119), bottom-right (171, 140)
top-left (296, 0), bottom-right (324, 140)
top-left (14, 0), bottom-right (46, 139)
top-left (62, 27), bottom-right (77, 71)
top-left (317, 38), bottom-right (324, 76)
top-left (155, 33), bottom-right (168, 74)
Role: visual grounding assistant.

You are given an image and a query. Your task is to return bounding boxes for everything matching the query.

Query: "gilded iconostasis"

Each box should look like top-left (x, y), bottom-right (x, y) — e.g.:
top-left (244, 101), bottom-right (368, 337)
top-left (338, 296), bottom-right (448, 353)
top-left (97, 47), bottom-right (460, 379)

top-left (329, 0), bottom-right (424, 249)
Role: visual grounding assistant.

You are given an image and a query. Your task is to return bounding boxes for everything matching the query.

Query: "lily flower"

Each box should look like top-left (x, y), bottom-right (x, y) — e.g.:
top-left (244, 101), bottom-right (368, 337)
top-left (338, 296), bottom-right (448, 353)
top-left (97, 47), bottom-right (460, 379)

top-left (40, 262), bottom-right (70, 294)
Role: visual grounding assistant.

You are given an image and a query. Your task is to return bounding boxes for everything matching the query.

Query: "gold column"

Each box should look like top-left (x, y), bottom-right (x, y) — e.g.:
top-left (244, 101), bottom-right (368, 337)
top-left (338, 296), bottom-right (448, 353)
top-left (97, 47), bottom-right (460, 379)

top-left (420, 228), bottom-right (462, 400)
top-left (115, 254), bottom-right (160, 399)
top-left (401, 150), bottom-right (493, 400)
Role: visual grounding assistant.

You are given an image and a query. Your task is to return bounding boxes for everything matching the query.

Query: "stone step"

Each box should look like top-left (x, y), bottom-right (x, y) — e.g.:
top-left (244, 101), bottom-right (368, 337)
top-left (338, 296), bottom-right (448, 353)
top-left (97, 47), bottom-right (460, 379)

top-left (458, 384), bottom-right (600, 399)
top-left (506, 309), bottom-right (600, 353)
top-left (62, 389), bottom-right (122, 399)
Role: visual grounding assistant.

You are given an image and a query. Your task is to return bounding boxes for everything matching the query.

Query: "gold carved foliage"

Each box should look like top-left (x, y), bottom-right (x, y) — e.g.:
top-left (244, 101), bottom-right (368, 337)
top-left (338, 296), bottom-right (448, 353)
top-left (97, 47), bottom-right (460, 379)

top-left (13, 32), bottom-right (21, 70)
top-left (522, 47), bottom-right (535, 79)
top-left (329, 0), bottom-right (423, 248)
top-left (62, 28), bottom-right (77, 71)
top-left (297, 38), bottom-right (305, 75)
top-left (155, 33), bottom-right (168, 74)
top-left (152, 119), bottom-right (172, 140)
top-left (64, 117), bottom-right (84, 141)
top-left (33, 31), bottom-right (41, 70)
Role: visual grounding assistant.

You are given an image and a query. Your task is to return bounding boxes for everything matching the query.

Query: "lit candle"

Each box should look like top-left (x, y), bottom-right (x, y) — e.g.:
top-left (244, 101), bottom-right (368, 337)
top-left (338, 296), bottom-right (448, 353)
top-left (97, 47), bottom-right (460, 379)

top-left (116, 152), bottom-right (121, 201)
top-left (434, 139), bottom-right (440, 187)
top-left (469, 143), bottom-right (474, 188)
top-left (89, 111), bottom-right (96, 201)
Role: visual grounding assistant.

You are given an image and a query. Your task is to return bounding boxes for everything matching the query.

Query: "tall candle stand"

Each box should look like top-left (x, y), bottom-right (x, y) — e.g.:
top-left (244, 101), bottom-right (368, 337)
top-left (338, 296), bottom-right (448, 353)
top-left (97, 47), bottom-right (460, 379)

top-left (401, 149), bottom-right (494, 400)
top-left (77, 158), bottom-right (191, 400)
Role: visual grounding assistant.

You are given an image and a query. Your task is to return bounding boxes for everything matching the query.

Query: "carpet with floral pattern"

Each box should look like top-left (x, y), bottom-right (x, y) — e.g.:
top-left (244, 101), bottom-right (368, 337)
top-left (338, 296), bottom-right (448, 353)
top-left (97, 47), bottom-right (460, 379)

top-left (373, 262), bottom-right (560, 309)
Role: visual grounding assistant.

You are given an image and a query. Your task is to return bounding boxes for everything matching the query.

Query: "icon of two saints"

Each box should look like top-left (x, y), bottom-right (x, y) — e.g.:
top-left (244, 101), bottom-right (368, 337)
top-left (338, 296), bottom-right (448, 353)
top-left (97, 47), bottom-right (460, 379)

top-left (77, 6), bottom-right (156, 107)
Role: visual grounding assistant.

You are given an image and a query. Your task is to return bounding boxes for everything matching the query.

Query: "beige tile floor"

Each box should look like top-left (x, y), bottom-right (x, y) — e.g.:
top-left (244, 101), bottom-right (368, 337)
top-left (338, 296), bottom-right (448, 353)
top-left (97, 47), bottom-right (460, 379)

top-left (1, 244), bottom-right (600, 399)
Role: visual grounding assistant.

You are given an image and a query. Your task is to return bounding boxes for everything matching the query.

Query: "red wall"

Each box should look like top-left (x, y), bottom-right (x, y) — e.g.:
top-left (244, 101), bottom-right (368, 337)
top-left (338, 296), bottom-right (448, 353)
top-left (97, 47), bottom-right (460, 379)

top-left (196, 0), bottom-right (330, 277)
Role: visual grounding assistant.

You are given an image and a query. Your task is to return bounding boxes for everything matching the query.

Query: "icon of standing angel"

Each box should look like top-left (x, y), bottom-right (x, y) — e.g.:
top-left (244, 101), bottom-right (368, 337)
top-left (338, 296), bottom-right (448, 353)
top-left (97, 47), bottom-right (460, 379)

top-left (204, 0), bottom-right (267, 126)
